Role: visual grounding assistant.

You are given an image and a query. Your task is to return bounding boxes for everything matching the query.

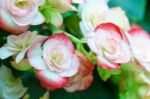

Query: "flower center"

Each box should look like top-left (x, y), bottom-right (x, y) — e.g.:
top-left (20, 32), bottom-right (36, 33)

top-left (50, 49), bottom-right (64, 66)
top-left (102, 38), bottom-right (117, 54)
top-left (15, 0), bottom-right (29, 8)
top-left (88, 13), bottom-right (106, 28)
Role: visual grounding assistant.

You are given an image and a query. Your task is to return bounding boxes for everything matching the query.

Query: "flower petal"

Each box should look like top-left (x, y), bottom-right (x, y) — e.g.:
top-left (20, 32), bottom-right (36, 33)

top-left (16, 49), bottom-right (27, 63)
top-left (75, 50), bottom-right (94, 76)
top-left (36, 70), bottom-right (68, 90)
top-left (86, 32), bottom-right (98, 53)
top-left (58, 55), bottom-right (79, 77)
top-left (49, 33), bottom-right (75, 53)
top-left (31, 12), bottom-right (45, 25)
top-left (104, 7), bottom-right (130, 31)
top-left (95, 23), bottom-right (123, 38)
top-left (128, 25), bottom-right (150, 39)
top-left (0, 9), bottom-right (29, 34)
top-left (97, 55), bottom-right (121, 69)
top-left (0, 46), bottom-right (17, 59)
top-left (78, 75), bottom-right (93, 91)
top-left (27, 37), bottom-right (48, 70)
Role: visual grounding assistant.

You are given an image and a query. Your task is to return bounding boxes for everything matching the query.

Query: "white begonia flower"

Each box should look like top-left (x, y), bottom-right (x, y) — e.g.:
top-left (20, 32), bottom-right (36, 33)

top-left (128, 26), bottom-right (150, 72)
top-left (79, 0), bottom-right (130, 36)
top-left (0, 31), bottom-right (44, 63)
top-left (87, 23), bottom-right (131, 69)
top-left (0, 0), bottom-right (45, 34)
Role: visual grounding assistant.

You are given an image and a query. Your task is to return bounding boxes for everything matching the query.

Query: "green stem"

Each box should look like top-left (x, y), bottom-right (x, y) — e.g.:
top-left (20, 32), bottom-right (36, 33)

top-left (46, 23), bottom-right (86, 44)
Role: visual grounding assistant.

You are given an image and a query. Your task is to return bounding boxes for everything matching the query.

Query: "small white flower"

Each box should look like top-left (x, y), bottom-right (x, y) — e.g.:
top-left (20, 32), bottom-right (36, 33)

top-left (0, 31), bottom-right (42, 63)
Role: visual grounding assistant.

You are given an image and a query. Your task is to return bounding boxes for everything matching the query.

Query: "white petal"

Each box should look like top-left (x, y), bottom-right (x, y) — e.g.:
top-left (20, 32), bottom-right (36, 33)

top-left (15, 49), bottom-right (27, 63)
top-left (37, 69), bottom-right (68, 90)
top-left (86, 33), bottom-right (98, 53)
top-left (0, 46), bottom-right (16, 59)
top-left (27, 39), bottom-right (47, 70)
top-left (31, 12), bottom-right (45, 25)
top-left (97, 55), bottom-right (120, 69)
top-left (58, 55), bottom-right (79, 77)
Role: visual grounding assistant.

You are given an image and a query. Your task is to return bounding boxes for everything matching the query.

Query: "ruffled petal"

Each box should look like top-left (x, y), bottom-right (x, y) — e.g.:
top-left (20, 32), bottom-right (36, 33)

top-left (27, 37), bottom-right (48, 70)
top-left (36, 70), bottom-right (68, 90)
top-left (49, 33), bottom-right (75, 53)
top-left (97, 55), bottom-right (121, 70)
top-left (0, 8), bottom-right (29, 34)
top-left (15, 49), bottom-right (27, 63)
top-left (58, 55), bottom-right (79, 77)
top-left (86, 32), bottom-right (98, 53)
top-left (0, 46), bottom-right (17, 59)
top-left (31, 12), bottom-right (45, 25)
top-left (78, 75), bottom-right (93, 91)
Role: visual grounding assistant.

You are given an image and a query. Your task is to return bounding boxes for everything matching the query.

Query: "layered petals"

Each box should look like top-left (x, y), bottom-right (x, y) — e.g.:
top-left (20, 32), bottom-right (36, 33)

top-left (0, 31), bottom-right (41, 63)
top-left (28, 33), bottom-right (79, 90)
top-left (87, 23), bottom-right (131, 69)
top-left (0, 9), bottom-right (29, 34)
top-left (64, 51), bottom-right (94, 92)
top-left (128, 26), bottom-right (150, 71)
top-left (36, 70), bottom-right (68, 90)
top-left (0, 0), bottom-right (45, 34)
top-left (79, 0), bottom-right (130, 36)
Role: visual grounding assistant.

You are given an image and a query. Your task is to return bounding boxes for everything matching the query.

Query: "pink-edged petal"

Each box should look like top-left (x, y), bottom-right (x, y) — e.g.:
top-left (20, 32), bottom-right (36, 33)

top-left (95, 23), bottom-right (123, 39)
top-left (0, 46), bottom-right (17, 59)
top-left (27, 37), bottom-right (48, 70)
top-left (103, 41), bottom-right (131, 64)
top-left (58, 55), bottom-right (79, 77)
top-left (64, 82), bottom-right (80, 92)
top-left (31, 12), bottom-right (45, 25)
top-left (64, 74), bottom-right (93, 92)
top-left (97, 55), bottom-right (121, 70)
top-left (64, 74), bottom-right (82, 92)
top-left (49, 33), bottom-right (75, 53)
top-left (36, 70), bottom-right (68, 90)
top-left (75, 50), bottom-right (94, 76)
top-left (67, 0), bottom-right (72, 4)
top-left (0, 9), bottom-right (29, 34)
top-left (128, 25), bottom-right (150, 39)
top-left (78, 75), bottom-right (93, 91)
top-left (50, 12), bottom-right (63, 28)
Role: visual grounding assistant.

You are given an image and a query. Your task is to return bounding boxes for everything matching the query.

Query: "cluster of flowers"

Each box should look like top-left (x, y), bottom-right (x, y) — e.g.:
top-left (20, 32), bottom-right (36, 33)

top-left (0, 0), bottom-right (150, 95)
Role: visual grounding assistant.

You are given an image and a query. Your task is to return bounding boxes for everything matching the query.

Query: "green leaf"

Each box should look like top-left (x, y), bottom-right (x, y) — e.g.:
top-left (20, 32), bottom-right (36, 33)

top-left (64, 14), bottom-right (82, 38)
top-left (21, 71), bottom-right (46, 99)
top-left (108, 0), bottom-right (147, 21)
top-left (0, 65), bottom-right (27, 99)
top-left (97, 67), bottom-right (121, 81)
top-left (41, 8), bottom-right (52, 23)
